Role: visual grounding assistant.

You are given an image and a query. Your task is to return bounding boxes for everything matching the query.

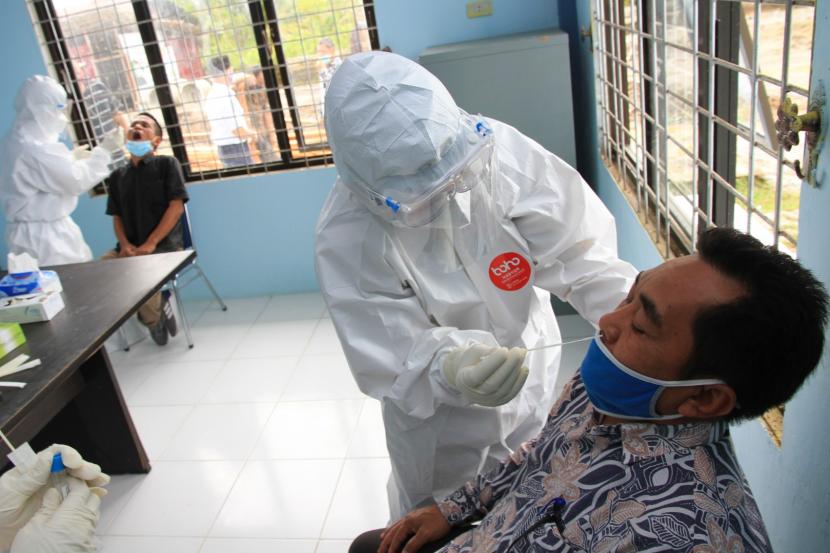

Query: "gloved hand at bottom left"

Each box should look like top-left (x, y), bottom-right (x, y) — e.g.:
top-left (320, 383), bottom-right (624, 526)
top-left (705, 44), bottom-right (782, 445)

top-left (11, 476), bottom-right (104, 553)
top-left (0, 443), bottom-right (109, 549)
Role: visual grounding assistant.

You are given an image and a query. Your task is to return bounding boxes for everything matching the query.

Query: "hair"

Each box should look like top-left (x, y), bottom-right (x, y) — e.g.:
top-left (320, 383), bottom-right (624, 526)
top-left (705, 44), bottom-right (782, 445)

top-left (136, 111), bottom-right (163, 140)
top-left (318, 37), bottom-right (336, 50)
top-left (210, 55), bottom-right (231, 73)
top-left (687, 227), bottom-right (828, 422)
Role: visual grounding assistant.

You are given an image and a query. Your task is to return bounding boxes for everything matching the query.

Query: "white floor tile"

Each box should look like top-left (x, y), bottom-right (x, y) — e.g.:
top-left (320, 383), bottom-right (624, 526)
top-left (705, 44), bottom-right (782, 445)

top-left (257, 292), bottom-right (327, 322)
top-left (201, 357), bottom-right (298, 404)
top-left (92, 293), bottom-right (403, 546)
top-left (322, 458), bottom-right (391, 539)
top-left (110, 327), bottom-right (239, 364)
top-left (200, 538), bottom-right (316, 553)
top-left (112, 363), bottom-right (153, 401)
top-left (346, 400), bottom-right (388, 458)
top-left (128, 360), bottom-right (224, 406)
top-left (180, 298), bottom-right (212, 326)
top-left (282, 354), bottom-right (364, 401)
top-left (315, 540), bottom-right (353, 553)
top-left (233, 320), bottom-right (319, 359)
top-left (161, 403), bottom-right (275, 461)
top-left (108, 461), bottom-right (243, 536)
top-left (177, 324), bottom-right (252, 362)
top-left (99, 536), bottom-right (203, 553)
top-left (251, 400), bottom-right (363, 460)
top-left (197, 297), bottom-right (269, 328)
top-left (98, 474), bottom-right (146, 535)
top-left (129, 405), bottom-right (193, 460)
top-left (210, 460), bottom-right (342, 539)
top-left (304, 318), bottom-right (344, 356)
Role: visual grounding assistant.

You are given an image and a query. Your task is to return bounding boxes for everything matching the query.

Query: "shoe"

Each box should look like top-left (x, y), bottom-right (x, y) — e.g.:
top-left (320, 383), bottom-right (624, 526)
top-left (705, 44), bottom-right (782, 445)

top-left (162, 294), bottom-right (178, 337)
top-left (149, 316), bottom-right (169, 346)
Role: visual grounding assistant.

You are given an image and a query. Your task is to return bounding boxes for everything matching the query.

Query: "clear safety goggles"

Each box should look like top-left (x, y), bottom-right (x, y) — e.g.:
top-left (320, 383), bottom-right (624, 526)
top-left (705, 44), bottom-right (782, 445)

top-left (364, 116), bottom-right (495, 228)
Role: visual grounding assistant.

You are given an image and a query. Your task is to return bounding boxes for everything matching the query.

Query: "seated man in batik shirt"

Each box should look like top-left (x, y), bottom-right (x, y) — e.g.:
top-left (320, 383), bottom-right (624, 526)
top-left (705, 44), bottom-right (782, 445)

top-left (352, 228), bottom-right (827, 553)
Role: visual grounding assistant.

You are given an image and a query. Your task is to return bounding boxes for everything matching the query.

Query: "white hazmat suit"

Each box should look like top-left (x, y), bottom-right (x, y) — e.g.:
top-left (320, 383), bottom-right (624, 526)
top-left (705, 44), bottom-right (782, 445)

top-left (314, 52), bottom-right (637, 518)
top-left (0, 75), bottom-right (112, 266)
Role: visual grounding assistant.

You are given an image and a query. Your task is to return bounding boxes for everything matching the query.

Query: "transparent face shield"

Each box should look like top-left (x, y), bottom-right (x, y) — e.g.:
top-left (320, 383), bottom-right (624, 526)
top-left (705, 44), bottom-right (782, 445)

top-left (382, 118), bottom-right (505, 274)
top-left (351, 114), bottom-right (497, 229)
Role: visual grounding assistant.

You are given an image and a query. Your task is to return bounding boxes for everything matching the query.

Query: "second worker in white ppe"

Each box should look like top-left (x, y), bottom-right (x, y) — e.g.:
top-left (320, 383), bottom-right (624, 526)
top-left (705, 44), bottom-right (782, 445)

top-left (315, 51), bottom-right (637, 519)
top-left (0, 75), bottom-right (118, 266)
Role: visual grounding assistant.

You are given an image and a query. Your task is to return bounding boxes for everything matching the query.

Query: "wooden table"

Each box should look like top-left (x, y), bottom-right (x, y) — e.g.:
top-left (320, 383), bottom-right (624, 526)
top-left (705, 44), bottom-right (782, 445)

top-left (0, 251), bottom-right (195, 473)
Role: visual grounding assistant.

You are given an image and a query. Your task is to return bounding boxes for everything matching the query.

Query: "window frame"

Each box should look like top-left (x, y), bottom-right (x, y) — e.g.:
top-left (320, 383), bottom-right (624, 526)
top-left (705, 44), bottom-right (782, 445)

top-left (595, 0), bottom-right (811, 257)
top-left (30, 0), bottom-right (380, 185)
top-left (594, 0), bottom-right (817, 446)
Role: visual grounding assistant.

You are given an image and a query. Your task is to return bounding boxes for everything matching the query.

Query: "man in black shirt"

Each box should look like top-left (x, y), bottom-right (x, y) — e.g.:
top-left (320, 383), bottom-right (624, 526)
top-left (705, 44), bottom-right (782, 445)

top-left (103, 112), bottom-right (188, 345)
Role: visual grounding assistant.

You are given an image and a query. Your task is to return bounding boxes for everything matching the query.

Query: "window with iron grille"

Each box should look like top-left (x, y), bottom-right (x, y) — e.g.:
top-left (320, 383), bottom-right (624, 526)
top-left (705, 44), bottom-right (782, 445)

top-left (594, 0), bottom-right (815, 259)
top-left (593, 0), bottom-right (817, 446)
top-left (28, 0), bottom-right (379, 188)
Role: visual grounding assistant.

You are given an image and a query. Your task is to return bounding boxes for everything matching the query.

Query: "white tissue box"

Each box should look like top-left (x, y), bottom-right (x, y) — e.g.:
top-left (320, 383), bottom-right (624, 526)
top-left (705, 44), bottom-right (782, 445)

top-left (0, 291), bottom-right (65, 323)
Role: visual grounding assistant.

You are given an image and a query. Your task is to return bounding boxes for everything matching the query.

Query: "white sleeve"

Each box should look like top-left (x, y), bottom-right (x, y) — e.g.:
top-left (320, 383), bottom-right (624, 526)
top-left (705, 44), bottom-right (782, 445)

top-left (21, 143), bottom-right (110, 197)
top-left (230, 96), bottom-right (250, 132)
top-left (315, 195), bottom-right (499, 420)
top-left (494, 121), bottom-right (638, 324)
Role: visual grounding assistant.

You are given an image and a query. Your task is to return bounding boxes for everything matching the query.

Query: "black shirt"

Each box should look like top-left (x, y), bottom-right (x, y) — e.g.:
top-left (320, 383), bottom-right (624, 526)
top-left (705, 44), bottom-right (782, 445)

top-left (106, 155), bottom-right (189, 252)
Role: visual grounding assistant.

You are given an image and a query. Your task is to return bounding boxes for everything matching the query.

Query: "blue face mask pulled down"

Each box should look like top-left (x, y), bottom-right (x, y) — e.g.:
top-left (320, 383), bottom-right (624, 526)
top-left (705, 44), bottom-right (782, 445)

top-left (579, 336), bottom-right (725, 421)
top-left (126, 140), bottom-right (153, 158)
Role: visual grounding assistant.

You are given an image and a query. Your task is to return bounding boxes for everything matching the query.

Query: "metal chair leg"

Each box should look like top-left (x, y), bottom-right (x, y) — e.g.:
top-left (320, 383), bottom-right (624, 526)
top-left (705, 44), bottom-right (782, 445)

top-left (193, 264), bottom-right (227, 311)
top-left (170, 280), bottom-right (194, 349)
top-left (117, 326), bottom-right (130, 351)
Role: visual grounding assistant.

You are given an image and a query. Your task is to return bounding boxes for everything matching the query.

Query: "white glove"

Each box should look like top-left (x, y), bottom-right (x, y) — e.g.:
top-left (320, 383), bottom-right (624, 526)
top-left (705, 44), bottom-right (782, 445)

top-left (71, 145), bottom-right (92, 160)
top-left (99, 128), bottom-right (124, 153)
top-left (0, 444), bottom-right (109, 549)
top-left (442, 344), bottom-right (529, 407)
top-left (10, 477), bottom-right (103, 553)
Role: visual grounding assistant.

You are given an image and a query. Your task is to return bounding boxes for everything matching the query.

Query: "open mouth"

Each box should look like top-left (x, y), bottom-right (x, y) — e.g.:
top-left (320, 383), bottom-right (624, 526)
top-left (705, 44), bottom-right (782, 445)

top-left (131, 131), bottom-right (142, 140)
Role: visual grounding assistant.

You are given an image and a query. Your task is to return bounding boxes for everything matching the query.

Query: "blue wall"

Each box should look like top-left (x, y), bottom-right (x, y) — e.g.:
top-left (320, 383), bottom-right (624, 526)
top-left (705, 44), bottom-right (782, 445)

top-left (563, 4), bottom-right (830, 551)
top-left (374, 0), bottom-right (559, 60)
top-left (0, 0), bottom-right (558, 298)
top-left (728, 2), bottom-right (830, 549)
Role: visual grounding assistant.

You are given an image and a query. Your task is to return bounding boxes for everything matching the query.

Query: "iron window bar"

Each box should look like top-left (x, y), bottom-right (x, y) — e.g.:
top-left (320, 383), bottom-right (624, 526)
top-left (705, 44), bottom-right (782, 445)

top-left (594, 0), bottom-right (812, 255)
top-left (28, 0), bottom-right (380, 185)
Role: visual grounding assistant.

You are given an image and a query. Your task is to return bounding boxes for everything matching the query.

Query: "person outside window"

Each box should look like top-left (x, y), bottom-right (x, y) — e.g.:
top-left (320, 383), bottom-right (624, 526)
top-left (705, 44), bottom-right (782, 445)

top-left (203, 55), bottom-right (253, 168)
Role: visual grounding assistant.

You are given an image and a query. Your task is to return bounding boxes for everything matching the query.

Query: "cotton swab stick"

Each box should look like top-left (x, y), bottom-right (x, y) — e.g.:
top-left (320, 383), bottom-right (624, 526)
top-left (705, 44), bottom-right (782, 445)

top-left (526, 335), bottom-right (595, 352)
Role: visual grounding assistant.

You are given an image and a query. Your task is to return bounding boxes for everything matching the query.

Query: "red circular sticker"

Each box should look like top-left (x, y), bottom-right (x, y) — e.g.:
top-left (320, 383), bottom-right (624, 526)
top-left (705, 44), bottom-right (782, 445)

top-left (488, 252), bottom-right (532, 291)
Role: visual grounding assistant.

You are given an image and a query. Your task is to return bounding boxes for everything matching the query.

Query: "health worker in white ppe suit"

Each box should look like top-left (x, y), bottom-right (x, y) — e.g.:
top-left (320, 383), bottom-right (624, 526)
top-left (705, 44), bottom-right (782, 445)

top-left (0, 443), bottom-right (109, 552)
top-left (315, 51), bottom-right (637, 519)
top-left (0, 75), bottom-right (120, 266)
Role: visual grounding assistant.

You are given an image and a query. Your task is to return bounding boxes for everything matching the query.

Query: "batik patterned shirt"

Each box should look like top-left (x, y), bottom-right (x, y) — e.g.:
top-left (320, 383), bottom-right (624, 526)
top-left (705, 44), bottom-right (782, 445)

top-left (436, 375), bottom-right (772, 552)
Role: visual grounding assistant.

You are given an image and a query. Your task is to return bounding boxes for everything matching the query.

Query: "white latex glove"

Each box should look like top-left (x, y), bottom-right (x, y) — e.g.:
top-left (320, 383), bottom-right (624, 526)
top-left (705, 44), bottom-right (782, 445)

top-left (442, 344), bottom-right (529, 407)
top-left (99, 128), bottom-right (124, 153)
top-left (0, 444), bottom-right (109, 549)
top-left (71, 145), bottom-right (92, 160)
top-left (10, 477), bottom-right (103, 553)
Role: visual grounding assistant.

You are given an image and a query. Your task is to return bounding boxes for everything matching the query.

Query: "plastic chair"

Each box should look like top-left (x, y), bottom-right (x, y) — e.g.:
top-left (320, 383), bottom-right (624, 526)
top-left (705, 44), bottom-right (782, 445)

top-left (117, 204), bottom-right (227, 350)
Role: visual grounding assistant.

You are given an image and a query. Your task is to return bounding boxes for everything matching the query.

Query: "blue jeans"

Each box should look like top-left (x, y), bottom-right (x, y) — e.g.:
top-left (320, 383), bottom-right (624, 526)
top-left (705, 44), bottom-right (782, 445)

top-left (218, 142), bottom-right (253, 168)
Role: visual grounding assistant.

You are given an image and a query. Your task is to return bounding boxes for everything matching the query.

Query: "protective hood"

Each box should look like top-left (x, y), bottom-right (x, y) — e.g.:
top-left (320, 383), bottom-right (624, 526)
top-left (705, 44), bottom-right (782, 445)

top-left (13, 75), bottom-right (69, 142)
top-left (325, 51), bottom-right (487, 224)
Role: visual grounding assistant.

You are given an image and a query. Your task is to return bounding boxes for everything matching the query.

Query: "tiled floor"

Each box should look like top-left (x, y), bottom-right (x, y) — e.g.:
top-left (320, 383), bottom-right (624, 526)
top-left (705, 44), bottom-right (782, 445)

top-left (98, 292), bottom-right (593, 553)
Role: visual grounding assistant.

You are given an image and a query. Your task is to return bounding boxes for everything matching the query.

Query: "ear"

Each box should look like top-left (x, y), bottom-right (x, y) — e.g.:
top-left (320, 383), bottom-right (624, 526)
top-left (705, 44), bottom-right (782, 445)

top-left (152, 135), bottom-right (162, 150)
top-left (676, 384), bottom-right (737, 419)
